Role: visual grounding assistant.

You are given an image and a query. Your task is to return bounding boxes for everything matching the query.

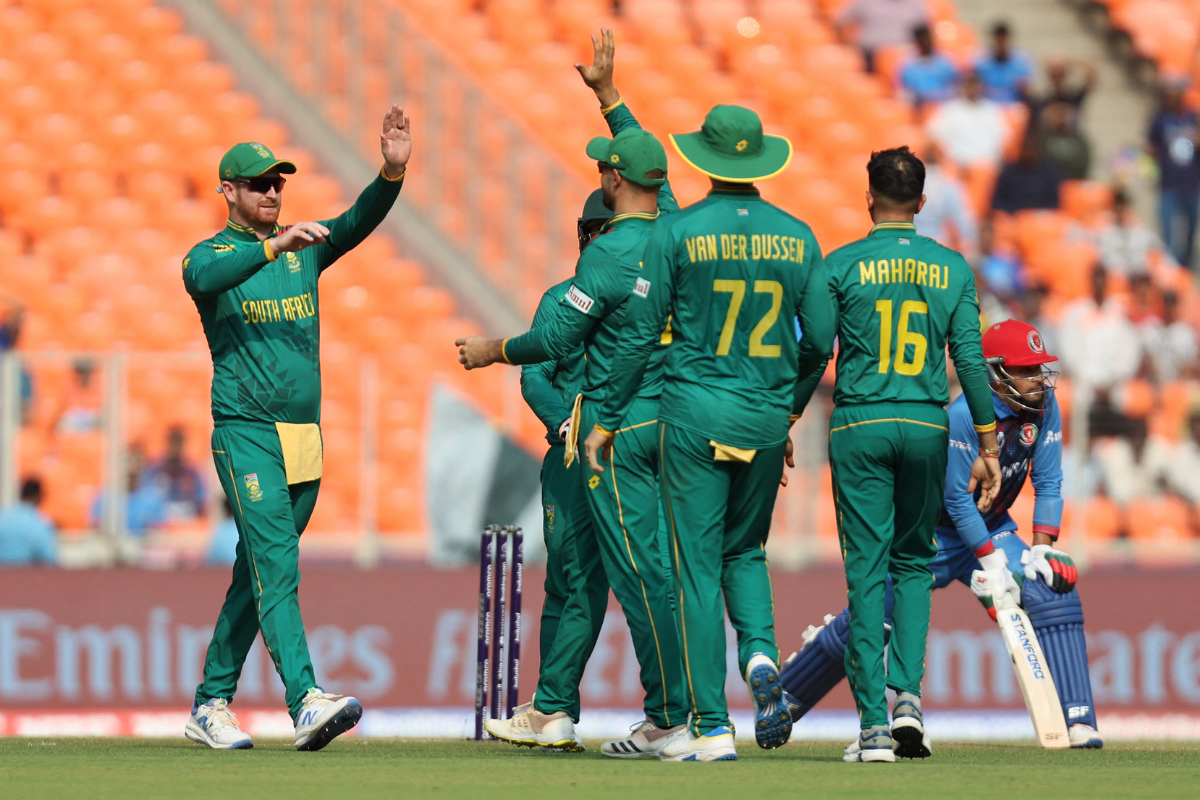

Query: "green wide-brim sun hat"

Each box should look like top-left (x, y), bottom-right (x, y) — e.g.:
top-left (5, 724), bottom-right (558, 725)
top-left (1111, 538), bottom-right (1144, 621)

top-left (669, 104), bottom-right (792, 183)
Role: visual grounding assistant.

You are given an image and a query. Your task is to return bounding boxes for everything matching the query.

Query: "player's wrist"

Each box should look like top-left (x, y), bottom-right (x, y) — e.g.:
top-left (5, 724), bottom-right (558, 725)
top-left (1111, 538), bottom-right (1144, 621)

top-left (597, 88), bottom-right (622, 113)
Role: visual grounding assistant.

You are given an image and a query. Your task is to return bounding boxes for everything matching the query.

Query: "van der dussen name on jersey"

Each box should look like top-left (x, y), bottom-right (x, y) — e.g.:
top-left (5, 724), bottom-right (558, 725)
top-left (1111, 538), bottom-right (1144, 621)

top-left (685, 233), bottom-right (806, 264)
top-left (858, 258), bottom-right (950, 289)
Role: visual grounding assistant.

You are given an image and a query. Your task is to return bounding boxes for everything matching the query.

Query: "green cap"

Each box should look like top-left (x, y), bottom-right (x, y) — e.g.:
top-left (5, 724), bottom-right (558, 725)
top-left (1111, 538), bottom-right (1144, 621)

top-left (580, 188), bottom-right (612, 224)
top-left (669, 105), bottom-right (792, 183)
top-left (218, 141), bottom-right (297, 183)
top-left (585, 129), bottom-right (668, 187)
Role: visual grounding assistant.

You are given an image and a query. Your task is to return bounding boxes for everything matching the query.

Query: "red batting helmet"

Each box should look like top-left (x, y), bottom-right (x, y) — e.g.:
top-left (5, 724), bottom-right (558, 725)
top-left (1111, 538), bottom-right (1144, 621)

top-left (982, 320), bottom-right (1058, 412)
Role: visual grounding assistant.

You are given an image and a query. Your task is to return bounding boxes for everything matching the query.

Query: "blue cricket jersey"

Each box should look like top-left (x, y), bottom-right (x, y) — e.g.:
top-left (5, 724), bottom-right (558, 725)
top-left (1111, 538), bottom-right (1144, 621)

top-left (937, 391), bottom-right (1064, 551)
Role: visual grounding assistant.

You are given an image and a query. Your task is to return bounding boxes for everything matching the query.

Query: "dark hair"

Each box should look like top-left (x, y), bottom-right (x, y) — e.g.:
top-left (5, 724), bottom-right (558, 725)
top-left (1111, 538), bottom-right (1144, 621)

top-left (1112, 187), bottom-right (1129, 207)
top-left (992, 22), bottom-right (1010, 37)
top-left (19, 477), bottom-right (42, 504)
top-left (867, 146), bottom-right (925, 208)
top-left (912, 24), bottom-right (931, 39)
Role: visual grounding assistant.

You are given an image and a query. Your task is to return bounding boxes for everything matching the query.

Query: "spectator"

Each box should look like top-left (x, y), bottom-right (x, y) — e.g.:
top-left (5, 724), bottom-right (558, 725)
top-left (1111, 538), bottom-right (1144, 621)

top-left (90, 445), bottom-right (166, 536)
top-left (0, 478), bottom-right (57, 566)
top-left (1023, 283), bottom-right (1059, 358)
top-left (974, 219), bottom-right (1025, 303)
top-left (207, 498), bottom-right (239, 566)
top-left (926, 71), bottom-right (1008, 169)
top-left (1032, 58), bottom-right (1097, 130)
top-left (1126, 273), bottom-right (1163, 328)
top-left (1147, 79), bottom-right (1200, 268)
top-left (898, 24), bottom-right (960, 108)
top-left (1058, 264), bottom-right (1141, 390)
top-left (835, 0), bottom-right (929, 73)
top-left (143, 426), bottom-right (205, 521)
top-left (1087, 187), bottom-right (1163, 276)
top-left (1164, 411), bottom-right (1200, 503)
top-left (914, 150), bottom-right (977, 255)
top-left (974, 22), bottom-right (1034, 103)
top-left (1093, 419), bottom-right (1170, 507)
top-left (991, 134), bottom-right (1063, 214)
top-left (1040, 101), bottom-right (1090, 180)
top-left (0, 295), bottom-right (34, 425)
top-left (51, 358), bottom-right (103, 435)
top-left (1142, 291), bottom-right (1198, 382)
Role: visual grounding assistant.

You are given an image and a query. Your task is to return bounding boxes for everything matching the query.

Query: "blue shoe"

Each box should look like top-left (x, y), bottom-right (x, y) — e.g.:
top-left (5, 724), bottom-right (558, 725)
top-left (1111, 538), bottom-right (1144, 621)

top-left (658, 725), bottom-right (738, 762)
top-left (746, 653), bottom-right (792, 749)
top-left (843, 726), bottom-right (895, 763)
top-left (294, 689), bottom-right (362, 751)
top-left (891, 692), bottom-right (931, 759)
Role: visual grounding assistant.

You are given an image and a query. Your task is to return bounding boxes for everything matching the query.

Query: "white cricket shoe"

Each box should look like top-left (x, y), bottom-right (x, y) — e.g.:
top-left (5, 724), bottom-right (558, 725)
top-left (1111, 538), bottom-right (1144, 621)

top-left (843, 727), bottom-right (896, 763)
top-left (601, 718), bottom-right (686, 758)
top-left (746, 652), bottom-right (791, 749)
top-left (1069, 724), bottom-right (1104, 749)
top-left (484, 706), bottom-right (583, 752)
top-left (658, 725), bottom-right (738, 762)
top-left (294, 689), bottom-right (363, 751)
top-left (184, 698), bottom-right (253, 750)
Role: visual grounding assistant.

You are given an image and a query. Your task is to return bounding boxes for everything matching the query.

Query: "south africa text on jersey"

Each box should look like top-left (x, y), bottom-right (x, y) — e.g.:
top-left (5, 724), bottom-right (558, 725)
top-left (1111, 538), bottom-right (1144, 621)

top-left (242, 293), bottom-right (316, 324)
top-left (858, 258), bottom-right (951, 289)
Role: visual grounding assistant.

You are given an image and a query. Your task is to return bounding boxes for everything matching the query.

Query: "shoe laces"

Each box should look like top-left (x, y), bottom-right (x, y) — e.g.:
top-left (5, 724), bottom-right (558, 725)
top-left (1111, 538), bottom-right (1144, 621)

top-left (204, 699), bottom-right (240, 731)
top-left (302, 689), bottom-right (342, 708)
top-left (629, 718), bottom-right (656, 735)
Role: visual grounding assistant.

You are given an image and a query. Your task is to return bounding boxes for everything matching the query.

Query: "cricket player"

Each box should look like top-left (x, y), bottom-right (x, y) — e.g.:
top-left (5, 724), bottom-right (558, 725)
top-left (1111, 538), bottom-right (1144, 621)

top-left (790, 146), bottom-right (1001, 763)
top-left (182, 106), bottom-right (410, 751)
top-left (457, 31), bottom-right (689, 754)
top-left (781, 319), bottom-right (1103, 749)
top-left (583, 103), bottom-right (837, 761)
top-left (517, 189), bottom-right (613, 727)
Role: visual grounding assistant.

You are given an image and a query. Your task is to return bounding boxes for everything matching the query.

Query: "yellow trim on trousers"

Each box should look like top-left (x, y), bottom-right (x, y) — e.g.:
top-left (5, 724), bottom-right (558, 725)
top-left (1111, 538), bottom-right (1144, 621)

top-left (659, 424), bottom-right (702, 731)
top-left (829, 417), bottom-right (948, 435)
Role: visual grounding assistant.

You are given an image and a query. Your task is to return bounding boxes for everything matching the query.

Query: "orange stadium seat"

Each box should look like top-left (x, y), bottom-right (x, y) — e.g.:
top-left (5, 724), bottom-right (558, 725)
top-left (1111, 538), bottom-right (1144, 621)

top-left (1127, 495), bottom-right (1193, 541)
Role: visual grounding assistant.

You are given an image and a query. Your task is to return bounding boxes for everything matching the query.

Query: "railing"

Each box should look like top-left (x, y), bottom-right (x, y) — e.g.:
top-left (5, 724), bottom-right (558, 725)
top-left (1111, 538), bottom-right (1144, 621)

top-left (209, 0), bottom-right (592, 321)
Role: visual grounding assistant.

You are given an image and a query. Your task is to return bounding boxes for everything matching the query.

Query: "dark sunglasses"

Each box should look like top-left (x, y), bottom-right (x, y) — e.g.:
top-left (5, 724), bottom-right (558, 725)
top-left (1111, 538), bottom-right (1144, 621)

top-left (232, 175), bottom-right (286, 193)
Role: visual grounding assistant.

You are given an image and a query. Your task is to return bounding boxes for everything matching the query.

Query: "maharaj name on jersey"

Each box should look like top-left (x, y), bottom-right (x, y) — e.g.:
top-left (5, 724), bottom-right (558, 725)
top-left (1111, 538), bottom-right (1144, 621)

top-left (858, 258), bottom-right (951, 289)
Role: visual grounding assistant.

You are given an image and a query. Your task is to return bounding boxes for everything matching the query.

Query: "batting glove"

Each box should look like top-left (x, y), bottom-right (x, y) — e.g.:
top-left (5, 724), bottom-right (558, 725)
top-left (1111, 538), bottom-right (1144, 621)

top-left (1021, 545), bottom-right (1077, 593)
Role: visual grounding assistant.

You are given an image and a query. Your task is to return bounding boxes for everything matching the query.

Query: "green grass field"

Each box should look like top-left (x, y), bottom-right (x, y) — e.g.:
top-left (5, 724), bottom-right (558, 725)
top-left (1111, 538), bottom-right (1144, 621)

top-left (3, 739), bottom-right (1198, 800)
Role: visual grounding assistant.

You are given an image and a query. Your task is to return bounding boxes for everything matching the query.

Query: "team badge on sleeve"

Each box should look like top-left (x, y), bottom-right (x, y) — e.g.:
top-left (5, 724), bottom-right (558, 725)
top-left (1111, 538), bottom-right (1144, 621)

top-left (633, 278), bottom-right (651, 298)
top-left (244, 473), bottom-right (263, 502)
top-left (565, 283), bottom-right (595, 315)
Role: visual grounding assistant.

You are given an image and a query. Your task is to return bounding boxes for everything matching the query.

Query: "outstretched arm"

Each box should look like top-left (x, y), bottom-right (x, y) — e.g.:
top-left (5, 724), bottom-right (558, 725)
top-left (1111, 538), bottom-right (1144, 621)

top-left (520, 291), bottom-right (575, 435)
top-left (315, 105), bottom-right (411, 270)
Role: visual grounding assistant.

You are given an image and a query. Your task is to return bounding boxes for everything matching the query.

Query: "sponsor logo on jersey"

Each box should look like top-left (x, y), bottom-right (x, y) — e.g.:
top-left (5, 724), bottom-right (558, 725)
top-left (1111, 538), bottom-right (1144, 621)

top-left (1043, 429), bottom-right (1062, 445)
top-left (564, 284), bottom-right (595, 315)
top-left (949, 439), bottom-right (972, 451)
top-left (588, 475), bottom-right (600, 489)
top-left (244, 473), bottom-right (263, 502)
top-left (633, 278), bottom-right (651, 298)
top-left (1028, 330), bottom-right (1045, 354)
top-left (545, 505), bottom-right (555, 535)
top-left (211, 244), bottom-right (236, 253)
top-left (1019, 423), bottom-right (1039, 447)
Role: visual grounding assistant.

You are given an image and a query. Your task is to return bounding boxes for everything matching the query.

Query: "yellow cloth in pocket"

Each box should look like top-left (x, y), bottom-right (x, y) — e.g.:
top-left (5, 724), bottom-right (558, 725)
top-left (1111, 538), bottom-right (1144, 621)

top-left (563, 393), bottom-right (584, 469)
top-left (275, 422), bottom-right (323, 484)
top-left (710, 441), bottom-right (757, 463)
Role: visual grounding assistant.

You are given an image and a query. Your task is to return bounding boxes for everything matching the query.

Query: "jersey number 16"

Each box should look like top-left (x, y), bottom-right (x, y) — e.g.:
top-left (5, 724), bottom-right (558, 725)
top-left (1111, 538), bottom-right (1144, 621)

top-left (875, 299), bottom-right (927, 376)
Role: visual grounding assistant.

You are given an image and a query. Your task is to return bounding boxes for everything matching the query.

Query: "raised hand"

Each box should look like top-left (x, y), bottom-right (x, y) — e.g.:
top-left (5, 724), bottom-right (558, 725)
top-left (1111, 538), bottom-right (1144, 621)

top-left (270, 221), bottom-right (330, 255)
top-left (380, 104), bottom-right (412, 177)
top-left (574, 28), bottom-right (619, 108)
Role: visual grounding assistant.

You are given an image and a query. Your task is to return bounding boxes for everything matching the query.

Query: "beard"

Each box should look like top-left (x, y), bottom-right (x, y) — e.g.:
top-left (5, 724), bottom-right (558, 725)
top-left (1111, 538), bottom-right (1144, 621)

top-left (235, 194), bottom-right (280, 226)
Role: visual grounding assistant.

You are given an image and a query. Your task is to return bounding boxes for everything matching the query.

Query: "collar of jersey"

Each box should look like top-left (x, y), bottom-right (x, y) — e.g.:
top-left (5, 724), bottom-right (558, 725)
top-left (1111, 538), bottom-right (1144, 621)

top-left (601, 211), bottom-right (658, 233)
top-left (708, 186), bottom-right (761, 197)
top-left (224, 219), bottom-right (281, 241)
top-left (868, 221), bottom-right (916, 237)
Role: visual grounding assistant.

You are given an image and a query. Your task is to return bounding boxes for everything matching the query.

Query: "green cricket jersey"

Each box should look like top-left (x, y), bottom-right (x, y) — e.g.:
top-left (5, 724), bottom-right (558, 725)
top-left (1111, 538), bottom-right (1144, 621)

top-left (520, 279), bottom-right (586, 445)
top-left (184, 169), bottom-right (404, 424)
top-left (500, 100), bottom-right (679, 413)
top-left (796, 221), bottom-right (995, 429)
top-left (597, 187), bottom-right (836, 450)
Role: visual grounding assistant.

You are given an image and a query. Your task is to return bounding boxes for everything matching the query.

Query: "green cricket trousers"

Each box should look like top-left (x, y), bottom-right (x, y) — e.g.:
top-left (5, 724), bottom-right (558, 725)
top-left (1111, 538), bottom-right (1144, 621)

top-left (659, 421), bottom-right (787, 736)
top-left (197, 421), bottom-right (319, 720)
top-left (535, 397), bottom-right (687, 730)
top-left (535, 443), bottom-right (609, 721)
top-left (829, 402), bottom-right (948, 729)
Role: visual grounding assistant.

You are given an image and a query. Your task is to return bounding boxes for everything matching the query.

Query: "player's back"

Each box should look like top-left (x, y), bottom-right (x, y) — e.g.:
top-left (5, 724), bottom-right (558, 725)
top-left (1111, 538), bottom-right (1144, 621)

top-left (657, 189), bottom-right (825, 449)
top-left (827, 222), bottom-right (976, 408)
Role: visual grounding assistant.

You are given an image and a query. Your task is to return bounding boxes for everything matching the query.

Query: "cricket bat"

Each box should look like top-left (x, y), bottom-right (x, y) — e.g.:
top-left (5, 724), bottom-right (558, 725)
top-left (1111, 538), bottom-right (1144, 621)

top-left (996, 607), bottom-right (1070, 748)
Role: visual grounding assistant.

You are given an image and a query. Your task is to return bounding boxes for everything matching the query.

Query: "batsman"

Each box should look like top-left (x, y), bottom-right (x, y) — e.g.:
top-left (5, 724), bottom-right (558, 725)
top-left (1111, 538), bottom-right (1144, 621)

top-left (791, 147), bottom-right (1001, 762)
top-left (781, 319), bottom-right (1102, 750)
top-left (181, 106), bottom-right (410, 751)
